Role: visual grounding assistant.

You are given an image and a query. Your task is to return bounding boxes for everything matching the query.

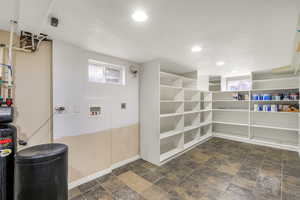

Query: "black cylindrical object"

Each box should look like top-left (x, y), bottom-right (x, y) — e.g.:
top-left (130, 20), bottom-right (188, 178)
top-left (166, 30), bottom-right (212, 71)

top-left (14, 143), bottom-right (68, 200)
top-left (0, 124), bottom-right (17, 200)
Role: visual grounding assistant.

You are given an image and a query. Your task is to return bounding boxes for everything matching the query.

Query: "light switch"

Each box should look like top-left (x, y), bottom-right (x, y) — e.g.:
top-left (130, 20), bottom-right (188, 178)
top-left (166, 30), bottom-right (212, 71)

top-left (121, 103), bottom-right (126, 109)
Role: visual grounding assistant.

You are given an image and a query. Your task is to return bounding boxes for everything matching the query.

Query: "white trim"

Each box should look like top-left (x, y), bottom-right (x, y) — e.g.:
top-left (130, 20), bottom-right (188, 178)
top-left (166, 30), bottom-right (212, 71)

top-left (68, 155), bottom-right (140, 190)
top-left (68, 168), bottom-right (112, 190)
top-left (213, 132), bottom-right (299, 152)
top-left (111, 155), bottom-right (141, 170)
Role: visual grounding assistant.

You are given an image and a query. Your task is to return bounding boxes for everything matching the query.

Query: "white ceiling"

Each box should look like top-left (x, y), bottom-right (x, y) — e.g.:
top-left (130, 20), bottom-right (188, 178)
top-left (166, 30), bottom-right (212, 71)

top-left (1, 0), bottom-right (300, 75)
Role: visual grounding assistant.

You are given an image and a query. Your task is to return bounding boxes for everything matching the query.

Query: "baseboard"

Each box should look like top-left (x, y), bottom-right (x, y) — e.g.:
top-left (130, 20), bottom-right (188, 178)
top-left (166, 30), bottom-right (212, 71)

top-left (213, 133), bottom-right (299, 152)
top-left (111, 155), bottom-right (141, 170)
top-left (68, 168), bottom-right (112, 190)
top-left (68, 155), bottom-right (140, 190)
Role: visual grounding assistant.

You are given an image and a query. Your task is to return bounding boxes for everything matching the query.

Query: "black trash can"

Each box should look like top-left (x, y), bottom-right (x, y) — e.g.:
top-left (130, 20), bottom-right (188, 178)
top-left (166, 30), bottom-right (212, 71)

top-left (14, 143), bottom-right (68, 200)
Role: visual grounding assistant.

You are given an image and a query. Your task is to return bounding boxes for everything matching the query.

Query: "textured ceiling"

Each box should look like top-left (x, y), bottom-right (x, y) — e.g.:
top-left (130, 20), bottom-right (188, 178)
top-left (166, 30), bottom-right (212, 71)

top-left (1, 0), bottom-right (300, 75)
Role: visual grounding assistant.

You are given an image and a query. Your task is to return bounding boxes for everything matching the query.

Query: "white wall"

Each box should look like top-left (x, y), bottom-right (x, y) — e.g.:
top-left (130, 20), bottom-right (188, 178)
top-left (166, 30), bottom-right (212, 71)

top-left (52, 40), bottom-right (139, 139)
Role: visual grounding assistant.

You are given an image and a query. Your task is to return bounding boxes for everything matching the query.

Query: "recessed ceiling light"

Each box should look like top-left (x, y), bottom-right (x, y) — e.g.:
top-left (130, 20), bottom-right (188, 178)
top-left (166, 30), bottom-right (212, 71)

top-left (231, 70), bottom-right (237, 74)
top-left (216, 61), bottom-right (225, 66)
top-left (132, 10), bottom-right (148, 22)
top-left (191, 46), bottom-right (202, 53)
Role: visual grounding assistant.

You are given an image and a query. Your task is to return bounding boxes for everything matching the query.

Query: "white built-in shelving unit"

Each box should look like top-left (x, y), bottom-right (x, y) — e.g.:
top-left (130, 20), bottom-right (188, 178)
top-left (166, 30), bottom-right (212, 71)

top-left (212, 70), bottom-right (300, 152)
top-left (141, 62), bottom-right (300, 166)
top-left (140, 61), bottom-right (212, 165)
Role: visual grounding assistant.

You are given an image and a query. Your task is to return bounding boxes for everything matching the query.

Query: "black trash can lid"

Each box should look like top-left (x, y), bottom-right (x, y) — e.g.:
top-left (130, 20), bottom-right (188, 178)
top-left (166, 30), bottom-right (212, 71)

top-left (16, 143), bottom-right (68, 164)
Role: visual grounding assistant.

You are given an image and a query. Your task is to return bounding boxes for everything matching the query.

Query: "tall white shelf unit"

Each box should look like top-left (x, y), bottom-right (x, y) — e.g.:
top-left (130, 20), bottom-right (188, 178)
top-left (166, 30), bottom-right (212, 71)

top-left (212, 70), bottom-right (300, 152)
top-left (140, 61), bottom-right (212, 165)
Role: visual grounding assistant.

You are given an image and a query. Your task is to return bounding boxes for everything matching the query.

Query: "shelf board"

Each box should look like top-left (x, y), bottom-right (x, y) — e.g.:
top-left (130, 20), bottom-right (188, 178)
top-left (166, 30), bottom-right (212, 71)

top-left (160, 85), bottom-right (182, 90)
top-left (184, 139), bottom-right (200, 149)
top-left (252, 77), bottom-right (299, 83)
top-left (251, 124), bottom-right (298, 132)
top-left (251, 87), bottom-right (299, 92)
top-left (199, 109), bottom-right (212, 112)
top-left (213, 121), bottom-right (249, 126)
top-left (184, 100), bottom-right (200, 103)
top-left (160, 148), bottom-right (182, 162)
top-left (213, 109), bottom-right (248, 112)
top-left (160, 100), bottom-right (184, 103)
top-left (160, 130), bottom-right (183, 140)
top-left (251, 111), bottom-right (299, 114)
top-left (184, 122), bottom-right (211, 132)
top-left (251, 100), bottom-right (299, 102)
top-left (252, 137), bottom-right (299, 149)
top-left (214, 132), bottom-right (248, 140)
top-left (212, 90), bottom-right (249, 93)
top-left (213, 100), bottom-right (250, 102)
top-left (183, 88), bottom-right (200, 91)
top-left (160, 113), bottom-right (183, 118)
top-left (184, 110), bottom-right (201, 115)
top-left (160, 71), bottom-right (181, 79)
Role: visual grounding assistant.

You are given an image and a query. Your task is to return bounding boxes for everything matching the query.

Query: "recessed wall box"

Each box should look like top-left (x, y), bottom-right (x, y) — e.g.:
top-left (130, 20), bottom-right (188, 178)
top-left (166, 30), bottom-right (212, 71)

top-left (89, 105), bottom-right (101, 117)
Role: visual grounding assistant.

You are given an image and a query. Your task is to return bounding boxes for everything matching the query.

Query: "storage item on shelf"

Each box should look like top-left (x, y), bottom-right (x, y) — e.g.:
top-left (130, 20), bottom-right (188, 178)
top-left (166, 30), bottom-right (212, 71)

top-left (232, 93), bottom-right (249, 100)
top-left (252, 92), bottom-right (299, 101)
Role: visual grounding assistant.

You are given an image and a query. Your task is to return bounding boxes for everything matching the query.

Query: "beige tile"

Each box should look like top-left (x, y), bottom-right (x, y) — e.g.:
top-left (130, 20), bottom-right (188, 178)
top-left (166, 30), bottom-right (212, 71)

top-left (118, 171), bottom-right (153, 193)
top-left (189, 149), bottom-right (211, 164)
top-left (141, 185), bottom-right (170, 200)
top-left (218, 163), bottom-right (241, 175)
top-left (231, 176), bottom-right (256, 190)
top-left (68, 187), bottom-right (81, 199)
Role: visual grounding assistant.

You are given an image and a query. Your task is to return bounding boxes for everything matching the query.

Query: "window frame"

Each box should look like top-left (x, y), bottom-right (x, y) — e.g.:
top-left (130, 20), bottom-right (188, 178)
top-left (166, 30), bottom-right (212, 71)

top-left (88, 59), bottom-right (126, 85)
top-left (226, 75), bottom-right (251, 91)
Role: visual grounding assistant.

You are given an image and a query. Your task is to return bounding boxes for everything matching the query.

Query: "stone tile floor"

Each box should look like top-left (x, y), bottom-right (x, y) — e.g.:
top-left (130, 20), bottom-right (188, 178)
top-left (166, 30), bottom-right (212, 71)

top-left (69, 138), bottom-right (300, 200)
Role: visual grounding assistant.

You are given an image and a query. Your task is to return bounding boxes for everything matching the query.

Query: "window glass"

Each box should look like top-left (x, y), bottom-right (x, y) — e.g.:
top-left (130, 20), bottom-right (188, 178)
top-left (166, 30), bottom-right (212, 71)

top-left (88, 60), bottom-right (125, 85)
top-left (227, 76), bottom-right (251, 91)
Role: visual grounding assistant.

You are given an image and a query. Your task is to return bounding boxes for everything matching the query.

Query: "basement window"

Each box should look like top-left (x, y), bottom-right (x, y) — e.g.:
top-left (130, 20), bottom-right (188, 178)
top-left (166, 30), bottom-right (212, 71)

top-left (88, 59), bottom-right (125, 85)
top-left (227, 76), bottom-right (251, 91)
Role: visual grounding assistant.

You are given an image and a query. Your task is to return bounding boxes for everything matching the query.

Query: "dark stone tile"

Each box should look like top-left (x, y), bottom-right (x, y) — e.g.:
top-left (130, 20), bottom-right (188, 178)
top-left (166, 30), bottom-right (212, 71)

top-left (282, 192), bottom-right (299, 200)
top-left (139, 170), bottom-right (164, 183)
top-left (255, 175), bottom-right (281, 197)
top-left (112, 165), bottom-right (132, 176)
top-left (222, 184), bottom-right (256, 200)
top-left (78, 180), bottom-right (100, 193)
top-left (70, 194), bottom-right (87, 200)
top-left (283, 166), bottom-right (300, 178)
top-left (237, 164), bottom-right (259, 182)
top-left (155, 176), bottom-right (178, 192)
top-left (282, 175), bottom-right (300, 197)
top-left (83, 184), bottom-right (112, 200)
top-left (96, 174), bottom-right (115, 184)
top-left (101, 176), bottom-right (127, 193)
top-left (111, 186), bottom-right (145, 200)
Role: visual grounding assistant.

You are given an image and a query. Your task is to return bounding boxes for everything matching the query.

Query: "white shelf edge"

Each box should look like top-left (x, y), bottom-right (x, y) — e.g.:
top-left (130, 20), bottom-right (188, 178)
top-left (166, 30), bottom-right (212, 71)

top-left (183, 88), bottom-right (200, 91)
top-left (213, 132), bottom-right (299, 151)
top-left (213, 100), bottom-right (250, 102)
top-left (160, 113), bottom-right (183, 118)
top-left (251, 87), bottom-right (299, 91)
top-left (251, 100), bottom-right (299, 102)
top-left (251, 124), bottom-right (298, 132)
top-left (160, 71), bottom-right (181, 79)
top-left (251, 111), bottom-right (299, 114)
top-left (184, 122), bottom-right (211, 132)
top-left (199, 109), bottom-right (212, 112)
top-left (160, 148), bottom-right (182, 162)
top-left (213, 109), bottom-right (248, 112)
top-left (160, 130), bottom-right (183, 140)
top-left (212, 90), bottom-right (250, 93)
top-left (213, 121), bottom-right (249, 126)
top-left (160, 100), bottom-right (183, 103)
top-left (184, 100), bottom-right (200, 103)
top-left (252, 77), bottom-right (299, 83)
top-left (184, 134), bottom-right (212, 150)
top-left (184, 110), bottom-right (201, 115)
top-left (160, 85), bottom-right (182, 90)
